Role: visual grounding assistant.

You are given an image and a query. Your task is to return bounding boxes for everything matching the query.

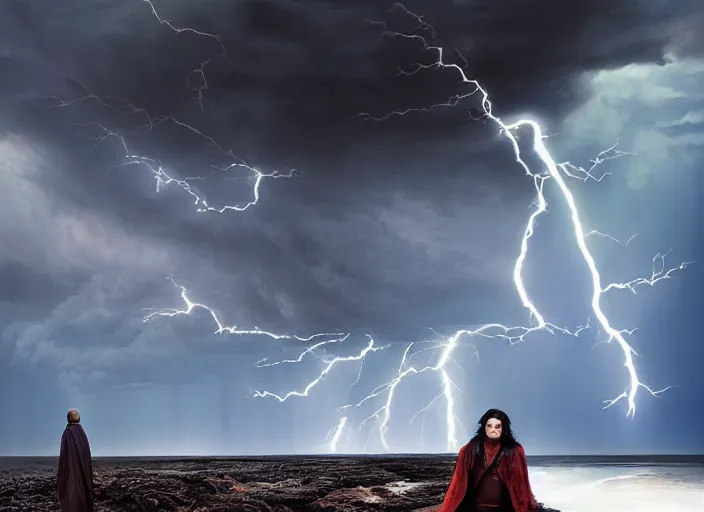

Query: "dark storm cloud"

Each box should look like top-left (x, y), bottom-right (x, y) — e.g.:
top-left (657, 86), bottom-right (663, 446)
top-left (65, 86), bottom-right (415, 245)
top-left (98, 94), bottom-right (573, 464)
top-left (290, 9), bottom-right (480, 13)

top-left (0, 0), bottom-right (700, 388)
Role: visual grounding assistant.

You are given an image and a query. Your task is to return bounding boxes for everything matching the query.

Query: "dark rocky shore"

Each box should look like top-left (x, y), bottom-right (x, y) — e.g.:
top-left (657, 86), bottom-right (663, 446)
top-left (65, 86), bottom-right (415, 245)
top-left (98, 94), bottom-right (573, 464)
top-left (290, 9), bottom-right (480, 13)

top-left (0, 456), bottom-right (453, 511)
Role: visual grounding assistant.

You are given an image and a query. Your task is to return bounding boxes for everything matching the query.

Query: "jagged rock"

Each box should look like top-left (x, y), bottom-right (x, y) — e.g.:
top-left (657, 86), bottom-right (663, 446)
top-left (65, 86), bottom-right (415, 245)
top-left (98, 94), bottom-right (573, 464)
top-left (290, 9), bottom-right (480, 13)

top-left (0, 456), bottom-right (454, 511)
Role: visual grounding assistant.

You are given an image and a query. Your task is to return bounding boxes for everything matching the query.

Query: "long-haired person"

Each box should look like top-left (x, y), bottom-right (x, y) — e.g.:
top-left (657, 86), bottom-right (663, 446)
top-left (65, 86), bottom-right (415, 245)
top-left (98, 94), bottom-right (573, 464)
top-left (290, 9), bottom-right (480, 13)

top-left (439, 409), bottom-right (555, 512)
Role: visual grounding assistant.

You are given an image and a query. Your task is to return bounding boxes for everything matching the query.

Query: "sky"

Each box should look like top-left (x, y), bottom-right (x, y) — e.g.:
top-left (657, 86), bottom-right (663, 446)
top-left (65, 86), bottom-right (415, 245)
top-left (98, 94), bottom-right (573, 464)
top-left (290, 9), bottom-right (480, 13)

top-left (0, 0), bottom-right (703, 457)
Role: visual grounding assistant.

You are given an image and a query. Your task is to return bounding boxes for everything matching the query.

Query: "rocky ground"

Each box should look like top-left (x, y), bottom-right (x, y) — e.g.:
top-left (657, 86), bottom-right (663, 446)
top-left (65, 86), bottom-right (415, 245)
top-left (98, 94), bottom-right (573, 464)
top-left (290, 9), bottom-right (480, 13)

top-left (0, 456), bottom-right (453, 511)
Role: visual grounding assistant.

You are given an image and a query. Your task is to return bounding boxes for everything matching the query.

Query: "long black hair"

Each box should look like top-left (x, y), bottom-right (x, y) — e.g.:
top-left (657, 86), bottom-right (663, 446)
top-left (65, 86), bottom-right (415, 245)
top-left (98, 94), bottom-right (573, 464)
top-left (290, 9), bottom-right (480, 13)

top-left (471, 408), bottom-right (518, 449)
top-left (466, 409), bottom-right (520, 491)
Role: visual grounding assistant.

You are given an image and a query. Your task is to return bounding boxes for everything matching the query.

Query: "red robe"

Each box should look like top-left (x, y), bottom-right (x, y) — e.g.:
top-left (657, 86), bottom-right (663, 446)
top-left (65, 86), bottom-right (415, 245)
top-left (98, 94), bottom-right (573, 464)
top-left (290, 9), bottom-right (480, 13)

top-left (440, 441), bottom-right (538, 512)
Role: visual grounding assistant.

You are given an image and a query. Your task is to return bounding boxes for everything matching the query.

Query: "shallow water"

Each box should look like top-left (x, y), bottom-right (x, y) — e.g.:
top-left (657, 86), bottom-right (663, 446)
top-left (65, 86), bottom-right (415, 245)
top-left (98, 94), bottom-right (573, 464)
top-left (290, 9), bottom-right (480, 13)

top-left (530, 464), bottom-right (704, 512)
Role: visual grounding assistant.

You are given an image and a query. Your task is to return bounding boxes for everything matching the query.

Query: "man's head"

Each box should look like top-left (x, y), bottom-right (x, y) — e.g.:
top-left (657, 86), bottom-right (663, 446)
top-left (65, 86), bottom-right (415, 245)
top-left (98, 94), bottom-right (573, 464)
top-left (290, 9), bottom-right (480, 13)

top-left (67, 409), bottom-right (81, 424)
top-left (476, 408), bottom-right (516, 446)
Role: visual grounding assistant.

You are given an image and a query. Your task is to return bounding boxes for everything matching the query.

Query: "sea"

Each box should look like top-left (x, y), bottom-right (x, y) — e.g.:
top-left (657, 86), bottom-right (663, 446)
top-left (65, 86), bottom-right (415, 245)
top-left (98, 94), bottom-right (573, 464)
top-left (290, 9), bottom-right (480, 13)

top-left (526, 455), bottom-right (704, 512)
top-left (2, 454), bottom-right (703, 512)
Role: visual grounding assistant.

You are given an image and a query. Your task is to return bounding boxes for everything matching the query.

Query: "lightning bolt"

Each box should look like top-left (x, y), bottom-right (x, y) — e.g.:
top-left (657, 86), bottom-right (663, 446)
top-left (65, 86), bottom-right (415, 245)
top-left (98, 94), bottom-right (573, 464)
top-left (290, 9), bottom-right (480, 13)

top-left (254, 334), bottom-right (351, 368)
top-left (252, 3), bottom-right (690, 452)
top-left (35, 2), bottom-right (338, 356)
top-left (59, 1), bottom-right (690, 452)
top-left (42, 1), bottom-right (298, 214)
top-left (326, 417), bottom-right (348, 453)
top-left (142, 0), bottom-right (228, 55)
top-left (585, 230), bottom-right (639, 247)
top-left (252, 336), bottom-right (385, 402)
top-left (142, 0), bottom-right (230, 111)
top-left (143, 277), bottom-right (345, 342)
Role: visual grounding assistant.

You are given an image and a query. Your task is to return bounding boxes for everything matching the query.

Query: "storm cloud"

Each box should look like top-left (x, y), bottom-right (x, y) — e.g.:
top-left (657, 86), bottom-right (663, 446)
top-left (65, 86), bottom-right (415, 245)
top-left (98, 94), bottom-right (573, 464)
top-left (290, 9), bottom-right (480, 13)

top-left (0, 0), bottom-right (702, 454)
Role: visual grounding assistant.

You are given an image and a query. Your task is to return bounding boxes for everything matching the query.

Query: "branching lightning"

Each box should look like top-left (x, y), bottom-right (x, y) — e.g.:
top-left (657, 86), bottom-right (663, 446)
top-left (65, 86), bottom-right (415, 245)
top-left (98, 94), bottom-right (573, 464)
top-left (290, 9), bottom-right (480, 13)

top-left (254, 334), bottom-right (351, 368)
top-left (44, 1), bottom-right (298, 214)
top-left (39, 2), bottom-right (334, 360)
top-left (49, 1), bottom-right (691, 453)
top-left (142, 0), bottom-right (229, 111)
top-left (251, 3), bottom-right (691, 452)
top-left (143, 277), bottom-right (345, 342)
top-left (252, 336), bottom-right (385, 402)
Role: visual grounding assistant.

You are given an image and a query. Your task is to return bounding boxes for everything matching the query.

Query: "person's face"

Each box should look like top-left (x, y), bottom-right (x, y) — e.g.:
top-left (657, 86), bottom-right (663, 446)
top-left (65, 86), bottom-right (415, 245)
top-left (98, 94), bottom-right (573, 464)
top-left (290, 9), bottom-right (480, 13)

top-left (485, 418), bottom-right (502, 440)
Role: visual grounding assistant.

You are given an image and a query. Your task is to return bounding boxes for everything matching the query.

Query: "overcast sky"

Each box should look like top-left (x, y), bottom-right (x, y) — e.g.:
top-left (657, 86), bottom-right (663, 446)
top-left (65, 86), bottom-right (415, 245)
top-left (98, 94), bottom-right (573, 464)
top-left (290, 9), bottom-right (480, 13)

top-left (1, 0), bottom-right (703, 456)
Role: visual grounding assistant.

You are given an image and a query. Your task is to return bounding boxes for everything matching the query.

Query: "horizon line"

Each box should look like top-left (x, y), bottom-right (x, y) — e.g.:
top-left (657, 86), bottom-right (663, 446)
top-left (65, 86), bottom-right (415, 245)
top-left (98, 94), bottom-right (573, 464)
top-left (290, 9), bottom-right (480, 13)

top-left (3, 452), bottom-right (703, 458)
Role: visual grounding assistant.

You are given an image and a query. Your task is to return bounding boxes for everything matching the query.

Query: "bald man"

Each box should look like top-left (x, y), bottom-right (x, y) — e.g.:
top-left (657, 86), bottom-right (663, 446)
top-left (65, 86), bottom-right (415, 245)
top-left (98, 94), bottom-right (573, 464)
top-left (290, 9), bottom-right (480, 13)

top-left (57, 409), bottom-right (94, 512)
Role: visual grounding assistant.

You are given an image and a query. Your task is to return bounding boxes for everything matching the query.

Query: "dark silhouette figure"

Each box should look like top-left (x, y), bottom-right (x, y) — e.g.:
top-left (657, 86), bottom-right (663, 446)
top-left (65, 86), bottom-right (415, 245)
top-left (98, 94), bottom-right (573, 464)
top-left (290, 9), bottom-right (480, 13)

top-left (57, 409), bottom-right (94, 512)
top-left (440, 409), bottom-right (558, 512)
